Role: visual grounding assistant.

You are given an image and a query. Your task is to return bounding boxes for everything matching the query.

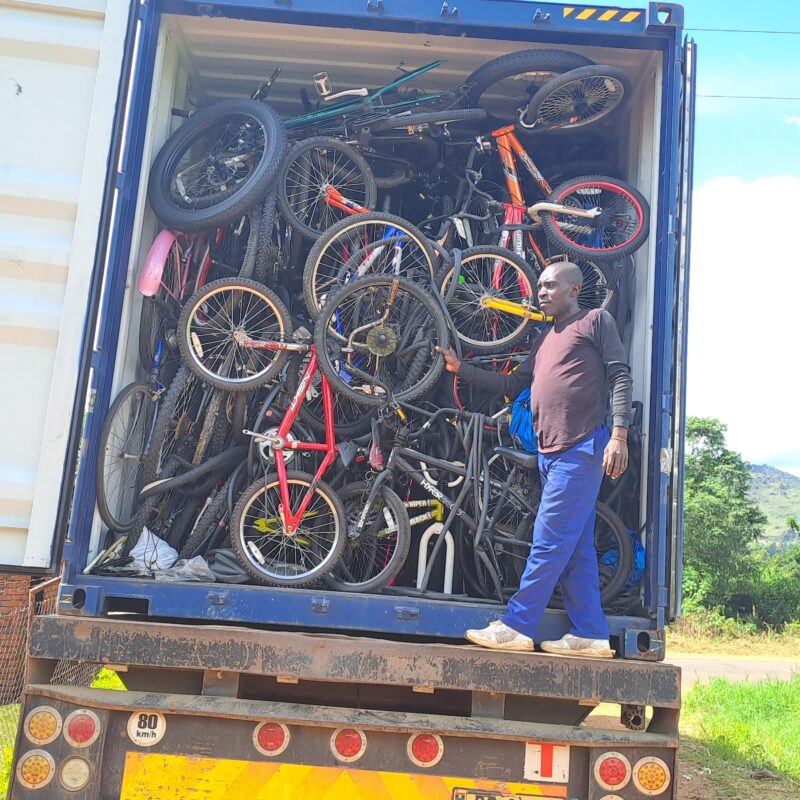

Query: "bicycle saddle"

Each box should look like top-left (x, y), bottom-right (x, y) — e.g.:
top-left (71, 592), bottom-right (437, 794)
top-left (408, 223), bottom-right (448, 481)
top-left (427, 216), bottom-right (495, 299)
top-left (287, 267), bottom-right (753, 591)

top-left (492, 446), bottom-right (537, 471)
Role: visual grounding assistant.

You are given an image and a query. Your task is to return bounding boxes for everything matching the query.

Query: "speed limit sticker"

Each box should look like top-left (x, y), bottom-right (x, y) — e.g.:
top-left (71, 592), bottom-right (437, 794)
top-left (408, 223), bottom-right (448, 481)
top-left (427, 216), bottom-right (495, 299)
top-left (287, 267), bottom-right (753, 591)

top-left (127, 711), bottom-right (166, 747)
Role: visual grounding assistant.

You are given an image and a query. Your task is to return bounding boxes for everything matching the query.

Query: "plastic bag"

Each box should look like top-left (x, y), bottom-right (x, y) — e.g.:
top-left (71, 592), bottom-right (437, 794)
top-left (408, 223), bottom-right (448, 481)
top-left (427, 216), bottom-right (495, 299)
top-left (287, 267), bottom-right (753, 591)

top-left (154, 556), bottom-right (216, 583)
top-left (509, 387), bottom-right (538, 454)
top-left (129, 527), bottom-right (178, 571)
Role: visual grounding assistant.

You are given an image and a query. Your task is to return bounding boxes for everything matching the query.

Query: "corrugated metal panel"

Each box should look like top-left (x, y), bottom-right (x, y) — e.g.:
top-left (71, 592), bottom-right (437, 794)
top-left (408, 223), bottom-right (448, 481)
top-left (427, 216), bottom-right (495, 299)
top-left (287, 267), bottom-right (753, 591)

top-left (0, 0), bottom-right (129, 568)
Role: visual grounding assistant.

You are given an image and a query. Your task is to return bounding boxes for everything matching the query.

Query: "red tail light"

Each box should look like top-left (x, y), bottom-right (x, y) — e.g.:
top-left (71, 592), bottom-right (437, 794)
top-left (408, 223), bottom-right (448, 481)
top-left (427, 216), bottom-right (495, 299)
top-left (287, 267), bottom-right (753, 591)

top-left (63, 710), bottom-right (100, 748)
top-left (330, 728), bottom-right (367, 762)
top-left (407, 733), bottom-right (444, 767)
top-left (594, 751), bottom-right (631, 790)
top-left (253, 722), bottom-right (290, 756)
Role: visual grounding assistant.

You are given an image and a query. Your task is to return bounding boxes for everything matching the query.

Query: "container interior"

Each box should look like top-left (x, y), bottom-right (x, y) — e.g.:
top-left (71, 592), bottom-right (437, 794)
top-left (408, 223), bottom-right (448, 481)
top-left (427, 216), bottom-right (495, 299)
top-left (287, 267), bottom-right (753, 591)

top-left (87, 12), bottom-right (664, 617)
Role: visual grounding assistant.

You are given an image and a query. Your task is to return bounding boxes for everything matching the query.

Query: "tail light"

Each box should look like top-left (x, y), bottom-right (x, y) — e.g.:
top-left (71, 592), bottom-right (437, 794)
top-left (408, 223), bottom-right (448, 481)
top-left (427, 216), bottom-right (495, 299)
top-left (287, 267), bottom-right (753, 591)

top-left (633, 756), bottom-right (671, 795)
top-left (63, 709), bottom-right (100, 748)
top-left (23, 706), bottom-right (62, 745)
top-left (253, 722), bottom-right (290, 756)
top-left (330, 728), bottom-right (367, 762)
top-left (58, 756), bottom-right (92, 791)
top-left (593, 751), bottom-right (631, 791)
top-left (407, 733), bottom-right (444, 767)
top-left (16, 750), bottom-right (55, 790)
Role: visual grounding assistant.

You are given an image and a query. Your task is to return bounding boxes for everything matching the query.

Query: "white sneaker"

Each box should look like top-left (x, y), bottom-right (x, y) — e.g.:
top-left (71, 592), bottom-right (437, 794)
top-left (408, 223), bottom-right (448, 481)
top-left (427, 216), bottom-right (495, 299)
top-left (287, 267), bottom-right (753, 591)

top-left (539, 633), bottom-right (614, 658)
top-left (465, 620), bottom-right (534, 652)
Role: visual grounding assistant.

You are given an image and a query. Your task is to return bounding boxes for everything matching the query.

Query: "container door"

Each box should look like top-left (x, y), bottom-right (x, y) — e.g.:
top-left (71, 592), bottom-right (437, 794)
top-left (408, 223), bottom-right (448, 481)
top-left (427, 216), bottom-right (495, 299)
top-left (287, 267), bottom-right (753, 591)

top-left (667, 37), bottom-right (696, 619)
top-left (0, 0), bottom-right (133, 570)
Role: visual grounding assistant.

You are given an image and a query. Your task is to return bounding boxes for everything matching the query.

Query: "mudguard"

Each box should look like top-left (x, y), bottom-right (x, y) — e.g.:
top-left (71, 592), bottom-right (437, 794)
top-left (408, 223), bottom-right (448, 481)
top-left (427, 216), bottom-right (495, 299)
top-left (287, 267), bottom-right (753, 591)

top-left (137, 229), bottom-right (180, 297)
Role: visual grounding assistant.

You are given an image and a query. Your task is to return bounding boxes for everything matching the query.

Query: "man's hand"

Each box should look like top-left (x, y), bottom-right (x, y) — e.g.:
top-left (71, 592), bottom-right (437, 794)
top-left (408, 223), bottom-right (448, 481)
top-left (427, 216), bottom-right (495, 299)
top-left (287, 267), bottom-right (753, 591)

top-left (603, 427), bottom-right (629, 479)
top-left (435, 346), bottom-right (461, 373)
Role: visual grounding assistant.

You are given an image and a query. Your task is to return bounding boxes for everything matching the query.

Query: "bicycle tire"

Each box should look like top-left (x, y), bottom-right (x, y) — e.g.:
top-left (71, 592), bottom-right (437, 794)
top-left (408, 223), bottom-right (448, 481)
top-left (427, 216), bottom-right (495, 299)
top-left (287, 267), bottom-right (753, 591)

top-left (542, 175), bottom-right (650, 262)
top-left (324, 482), bottom-right (412, 593)
top-left (524, 65), bottom-right (630, 133)
top-left (465, 49), bottom-right (594, 127)
top-left (314, 275), bottom-right (449, 407)
top-left (438, 246), bottom-right (542, 354)
top-left (303, 211), bottom-right (438, 318)
top-left (140, 365), bottom-right (200, 485)
top-left (177, 277), bottom-right (293, 391)
top-left (179, 473), bottom-right (236, 559)
top-left (231, 470), bottom-right (346, 587)
top-left (148, 99), bottom-right (287, 232)
top-left (252, 188), bottom-right (278, 285)
top-left (366, 108), bottom-right (486, 133)
top-left (277, 137), bottom-right (377, 240)
top-left (95, 382), bottom-right (153, 532)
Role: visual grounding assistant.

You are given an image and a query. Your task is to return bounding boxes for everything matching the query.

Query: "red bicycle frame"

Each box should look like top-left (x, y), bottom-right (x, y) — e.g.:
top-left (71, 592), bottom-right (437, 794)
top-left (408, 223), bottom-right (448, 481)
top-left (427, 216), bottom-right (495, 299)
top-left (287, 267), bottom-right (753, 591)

top-left (235, 337), bottom-right (338, 536)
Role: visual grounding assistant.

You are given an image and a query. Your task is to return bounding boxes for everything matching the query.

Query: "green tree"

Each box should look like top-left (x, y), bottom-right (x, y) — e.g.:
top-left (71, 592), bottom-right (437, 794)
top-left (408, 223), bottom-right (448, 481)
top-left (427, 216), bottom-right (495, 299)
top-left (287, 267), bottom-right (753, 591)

top-left (683, 417), bottom-right (766, 608)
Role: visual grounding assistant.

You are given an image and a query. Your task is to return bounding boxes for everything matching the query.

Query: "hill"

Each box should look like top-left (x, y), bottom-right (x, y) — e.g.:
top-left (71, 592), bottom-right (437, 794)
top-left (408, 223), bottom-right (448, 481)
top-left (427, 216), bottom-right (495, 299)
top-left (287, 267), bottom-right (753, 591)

top-left (749, 464), bottom-right (800, 551)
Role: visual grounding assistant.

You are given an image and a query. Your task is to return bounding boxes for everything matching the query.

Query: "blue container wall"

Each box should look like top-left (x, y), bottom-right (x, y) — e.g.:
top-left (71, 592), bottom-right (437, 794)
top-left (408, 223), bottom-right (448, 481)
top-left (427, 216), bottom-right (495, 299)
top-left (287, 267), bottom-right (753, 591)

top-left (57, 1), bottom-right (687, 658)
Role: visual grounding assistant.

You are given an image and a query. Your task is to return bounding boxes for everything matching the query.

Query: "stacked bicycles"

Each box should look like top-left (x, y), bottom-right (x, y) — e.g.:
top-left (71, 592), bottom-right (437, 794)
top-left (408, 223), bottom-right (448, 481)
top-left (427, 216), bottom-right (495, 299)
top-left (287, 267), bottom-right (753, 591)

top-left (94, 47), bottom-right (647, 609)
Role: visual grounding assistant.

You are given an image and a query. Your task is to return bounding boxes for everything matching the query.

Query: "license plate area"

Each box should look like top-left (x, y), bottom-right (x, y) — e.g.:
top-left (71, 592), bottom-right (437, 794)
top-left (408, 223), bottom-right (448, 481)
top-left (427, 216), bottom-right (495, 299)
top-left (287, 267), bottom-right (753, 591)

top-left (452, 790), bottom-right (562, 800)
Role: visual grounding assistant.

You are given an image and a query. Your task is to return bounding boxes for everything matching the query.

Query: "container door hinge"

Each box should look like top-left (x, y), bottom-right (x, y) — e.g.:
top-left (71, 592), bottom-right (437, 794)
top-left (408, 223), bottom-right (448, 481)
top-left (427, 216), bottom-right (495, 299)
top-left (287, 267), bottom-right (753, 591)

top-left (367, 0), bottom-right (384, 12)
top-left (441, 2), bottom-right (458, 17)
top-left (531, 9), bottom-right (551, 24)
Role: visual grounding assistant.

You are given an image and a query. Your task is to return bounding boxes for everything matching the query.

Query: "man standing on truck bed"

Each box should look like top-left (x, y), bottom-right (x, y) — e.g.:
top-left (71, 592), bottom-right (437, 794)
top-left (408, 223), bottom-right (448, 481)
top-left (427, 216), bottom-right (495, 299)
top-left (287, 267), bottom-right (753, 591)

top-left (436, 262), bottom-right (631, 658)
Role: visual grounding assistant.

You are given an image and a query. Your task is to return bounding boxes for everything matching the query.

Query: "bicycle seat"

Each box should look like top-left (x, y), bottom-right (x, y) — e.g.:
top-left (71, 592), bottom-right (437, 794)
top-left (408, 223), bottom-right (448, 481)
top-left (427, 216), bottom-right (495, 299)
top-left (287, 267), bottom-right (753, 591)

top-left (492, 446), bottom-right (537, 471)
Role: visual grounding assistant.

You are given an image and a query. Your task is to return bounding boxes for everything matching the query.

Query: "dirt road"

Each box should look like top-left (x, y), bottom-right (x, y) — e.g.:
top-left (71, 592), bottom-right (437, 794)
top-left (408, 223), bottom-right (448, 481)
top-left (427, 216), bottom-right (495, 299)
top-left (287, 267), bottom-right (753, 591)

top-left (667, 653), bottom-right (800, 685)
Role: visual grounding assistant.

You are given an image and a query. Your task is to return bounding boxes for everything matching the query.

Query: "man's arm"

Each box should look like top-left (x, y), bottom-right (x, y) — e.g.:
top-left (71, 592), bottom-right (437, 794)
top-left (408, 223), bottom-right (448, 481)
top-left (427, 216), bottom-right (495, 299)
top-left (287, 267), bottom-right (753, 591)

top-left (595, 311), bottom-right (633, 478)
top-left (436, 347), bottom-right (533, 399)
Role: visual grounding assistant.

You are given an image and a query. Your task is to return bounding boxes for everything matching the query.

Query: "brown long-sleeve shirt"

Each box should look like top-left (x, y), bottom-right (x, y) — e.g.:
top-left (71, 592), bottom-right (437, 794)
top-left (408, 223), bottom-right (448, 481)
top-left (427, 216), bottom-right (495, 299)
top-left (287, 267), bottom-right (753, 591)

top-left (457, 308), bottom-right (632, 454)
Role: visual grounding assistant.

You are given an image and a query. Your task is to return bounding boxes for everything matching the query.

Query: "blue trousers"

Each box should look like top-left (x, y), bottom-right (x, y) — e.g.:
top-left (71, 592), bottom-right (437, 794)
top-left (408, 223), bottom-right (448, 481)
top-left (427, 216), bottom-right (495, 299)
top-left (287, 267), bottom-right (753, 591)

top-left (501, 424), bottom-right (610, 640)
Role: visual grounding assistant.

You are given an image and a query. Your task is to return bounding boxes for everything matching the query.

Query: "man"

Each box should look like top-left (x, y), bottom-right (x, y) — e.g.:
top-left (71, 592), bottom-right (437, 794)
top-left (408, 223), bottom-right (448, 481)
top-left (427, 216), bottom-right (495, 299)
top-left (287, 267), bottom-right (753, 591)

top-left (436, 262), bottom-right (631, 658)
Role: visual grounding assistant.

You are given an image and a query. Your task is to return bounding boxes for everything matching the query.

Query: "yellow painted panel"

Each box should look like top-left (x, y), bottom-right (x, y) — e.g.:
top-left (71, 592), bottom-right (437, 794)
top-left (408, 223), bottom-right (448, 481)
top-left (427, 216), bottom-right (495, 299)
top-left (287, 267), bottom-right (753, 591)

top-left (119, 753), bottom-right (569, 800)
top-left (620, 10), bottom-right (642, 22)
top-left (562, 7), bottom-right (575, 17)
top-left (575, 8), bottom-right (597, 20)
top-left (598, 9), bottom-right (620, 21)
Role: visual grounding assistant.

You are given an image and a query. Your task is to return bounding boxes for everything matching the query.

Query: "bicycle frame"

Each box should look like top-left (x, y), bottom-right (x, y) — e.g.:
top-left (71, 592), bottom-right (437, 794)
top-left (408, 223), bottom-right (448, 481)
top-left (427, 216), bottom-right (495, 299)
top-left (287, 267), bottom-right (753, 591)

top-left (236, 338), bottom-right (338, 536)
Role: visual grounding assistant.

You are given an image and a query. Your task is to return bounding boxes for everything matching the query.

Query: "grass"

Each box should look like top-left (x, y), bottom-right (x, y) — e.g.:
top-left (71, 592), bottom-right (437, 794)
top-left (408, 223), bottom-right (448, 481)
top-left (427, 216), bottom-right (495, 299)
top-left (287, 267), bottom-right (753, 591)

top-left (667, 610), bottom-right (800, 657)
top-left (681, 674), bottom-right (800, 783)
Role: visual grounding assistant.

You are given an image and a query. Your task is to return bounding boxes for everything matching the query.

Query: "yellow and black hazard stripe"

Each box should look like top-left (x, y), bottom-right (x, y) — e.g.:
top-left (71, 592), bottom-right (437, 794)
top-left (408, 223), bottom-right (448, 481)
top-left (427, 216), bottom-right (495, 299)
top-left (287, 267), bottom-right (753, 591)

top-left (562, 7), bottom-right (643, 23)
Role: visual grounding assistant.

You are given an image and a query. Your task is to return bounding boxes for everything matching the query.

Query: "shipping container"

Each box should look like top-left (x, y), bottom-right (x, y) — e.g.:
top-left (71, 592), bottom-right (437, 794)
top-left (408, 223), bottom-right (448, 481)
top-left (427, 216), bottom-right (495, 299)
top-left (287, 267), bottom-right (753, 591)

top-left (2, 1), bottom-right (694, 797)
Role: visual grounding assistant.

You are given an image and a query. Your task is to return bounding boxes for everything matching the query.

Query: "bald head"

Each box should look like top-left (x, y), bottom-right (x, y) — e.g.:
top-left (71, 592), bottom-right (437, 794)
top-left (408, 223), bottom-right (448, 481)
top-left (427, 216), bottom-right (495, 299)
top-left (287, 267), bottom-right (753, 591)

top-left (547, 261), bottom-right (583, 290)
top-left (538, 262), bottom-right (584, 321)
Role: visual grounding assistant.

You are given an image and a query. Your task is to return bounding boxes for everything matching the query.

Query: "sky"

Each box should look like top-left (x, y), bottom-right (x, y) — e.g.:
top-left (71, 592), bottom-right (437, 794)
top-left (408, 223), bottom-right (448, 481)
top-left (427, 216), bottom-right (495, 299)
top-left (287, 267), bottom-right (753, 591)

top-left (612, 0), bottom-right (800, 475)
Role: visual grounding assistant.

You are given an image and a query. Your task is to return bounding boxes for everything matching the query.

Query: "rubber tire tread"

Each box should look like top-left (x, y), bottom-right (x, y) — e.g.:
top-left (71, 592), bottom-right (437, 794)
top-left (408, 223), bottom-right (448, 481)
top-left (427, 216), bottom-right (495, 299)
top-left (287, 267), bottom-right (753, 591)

top-left (313, 275), bottom-right (449, 407)
top-left (302, 211), bottom-right (438, 318)
top-left (525, 64), bottom-right (631, 132)
top-left (323, 482), bottom-right (412, 593)
top-left (367, 108), bottom-right (486, 133)
top-left (437, 245), bottom-right (541, 354)
top-left (465, 49), bottom-right (594, 123)
top-left (95, 382), bottom-right (151, 532)
top-left (177, 277), bottom-right (293, 391)
top-left (230, 470), bottom-right (346, 587)
top-left (179, 473), bottom-right (235, 559)
top-left (277, 137), bottom-right (377, 240)
top-left (148, 99), bottom-right (287, 232)
top-left (542, 174), bottom-right (650, 262)
top-left (253, 188), bottom-right (278, 284)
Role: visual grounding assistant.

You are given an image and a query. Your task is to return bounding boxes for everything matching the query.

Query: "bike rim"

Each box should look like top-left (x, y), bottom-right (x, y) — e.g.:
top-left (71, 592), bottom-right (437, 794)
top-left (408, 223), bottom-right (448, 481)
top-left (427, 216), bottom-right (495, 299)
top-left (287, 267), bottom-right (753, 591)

top-left (534, 75), bottom-right (625, 130)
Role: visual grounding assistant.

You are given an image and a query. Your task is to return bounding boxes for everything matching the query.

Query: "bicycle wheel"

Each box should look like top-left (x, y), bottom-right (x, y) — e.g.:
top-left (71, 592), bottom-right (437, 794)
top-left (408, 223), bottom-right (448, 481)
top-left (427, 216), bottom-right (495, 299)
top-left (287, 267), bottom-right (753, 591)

top-left (525, 65), bottom-right (630, 132)
top-left (465, 49), bottom-right (593, 127)
top-left (278, 137), bottom-right (377, 240)
top-left (438, 246), bottom-right (541, 354)
top-left (148, 99), bottom-right (287, 232)
top-left (95, 382), bottom-right (155, 532)
top-left (231, 470), bottom-right (346, 587)
top-left (314, 275), bottom-right (449, 407)
top-left (542, 175), bottom-right (650, 262)
top-left (177, 277), bottom-right (292, 391)
top-left (543, 501), bottom-right (634, 608)
top-left (303, 212), bottom-right (438, 318)
top-left (324, 482), bottom-right (411, 593)
top-left (179, 472), bottom-right (237, 559)
top-left (140, 365), bottom-right (204, 484)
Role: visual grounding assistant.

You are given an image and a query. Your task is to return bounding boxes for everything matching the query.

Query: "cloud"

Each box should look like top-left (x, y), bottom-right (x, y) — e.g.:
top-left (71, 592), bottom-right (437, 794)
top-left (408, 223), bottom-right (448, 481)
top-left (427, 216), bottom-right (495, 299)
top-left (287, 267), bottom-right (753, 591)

top-left (785, 116), bottom-right (800, 128)
top-left (686, 176), bottom-right (800, 473)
